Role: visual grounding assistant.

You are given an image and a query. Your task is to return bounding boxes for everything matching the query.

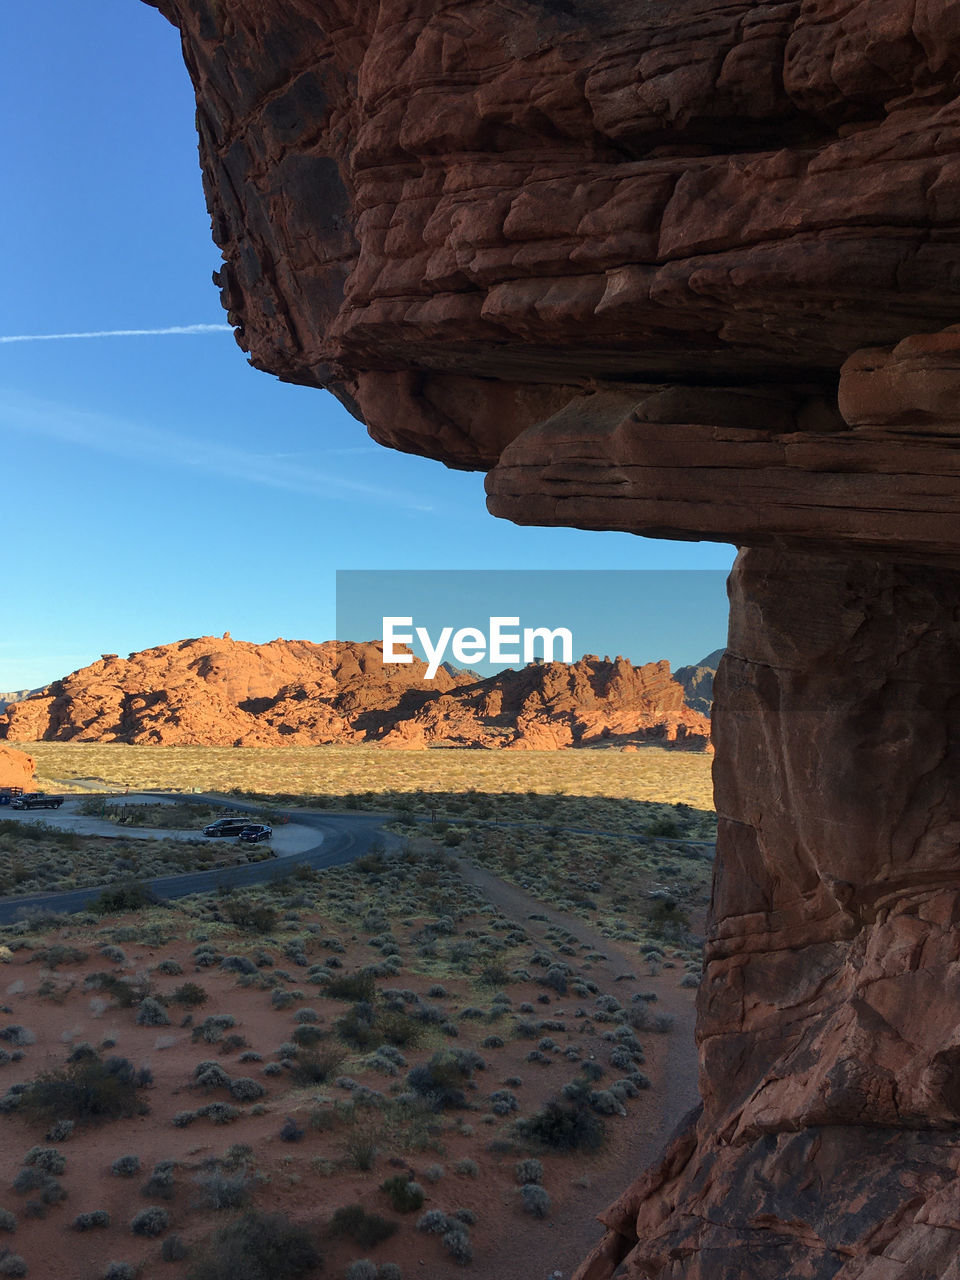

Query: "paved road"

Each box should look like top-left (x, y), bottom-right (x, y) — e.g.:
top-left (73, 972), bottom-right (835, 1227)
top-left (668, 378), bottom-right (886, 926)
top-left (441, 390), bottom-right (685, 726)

top-left (0, 795), bottom-right (397, 924)
top-left (0, 794), bottom-right (320, 857)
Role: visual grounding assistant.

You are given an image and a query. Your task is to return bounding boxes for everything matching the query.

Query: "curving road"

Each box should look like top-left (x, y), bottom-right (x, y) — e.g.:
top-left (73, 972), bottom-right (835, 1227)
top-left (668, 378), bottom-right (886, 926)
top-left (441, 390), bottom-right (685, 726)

top-left (0, 795), bottom-right (398, 924)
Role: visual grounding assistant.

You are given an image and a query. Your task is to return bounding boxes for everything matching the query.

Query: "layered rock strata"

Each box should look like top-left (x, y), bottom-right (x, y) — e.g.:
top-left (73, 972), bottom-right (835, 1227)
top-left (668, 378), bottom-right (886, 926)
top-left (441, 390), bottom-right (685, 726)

top-left (141, 1), bottom-right (960, 1274)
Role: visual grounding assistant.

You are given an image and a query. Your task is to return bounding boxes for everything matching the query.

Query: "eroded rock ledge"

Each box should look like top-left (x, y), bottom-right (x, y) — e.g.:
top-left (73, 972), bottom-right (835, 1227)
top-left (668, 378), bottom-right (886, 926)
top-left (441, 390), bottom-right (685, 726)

top-left (142, 2), bottom-right (960, 1275)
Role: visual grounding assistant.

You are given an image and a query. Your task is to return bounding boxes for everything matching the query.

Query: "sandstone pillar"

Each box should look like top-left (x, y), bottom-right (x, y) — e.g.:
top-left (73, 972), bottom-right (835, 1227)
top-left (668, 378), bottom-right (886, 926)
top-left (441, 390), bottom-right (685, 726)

top-left (578, 548), bottom-right (960, 1278)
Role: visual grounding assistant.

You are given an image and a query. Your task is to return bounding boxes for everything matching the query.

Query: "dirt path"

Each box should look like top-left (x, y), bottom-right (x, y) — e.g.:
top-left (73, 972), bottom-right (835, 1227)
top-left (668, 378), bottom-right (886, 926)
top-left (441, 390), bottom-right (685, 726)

top-left (454, 856), bottom-right (701, 1280)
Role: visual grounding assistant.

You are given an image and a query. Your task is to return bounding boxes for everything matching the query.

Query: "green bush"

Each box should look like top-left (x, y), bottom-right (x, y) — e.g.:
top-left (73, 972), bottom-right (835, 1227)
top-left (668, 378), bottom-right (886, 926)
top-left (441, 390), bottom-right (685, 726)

top-left (188, 1211), bottom-right (320, 1280)
top-left (288, 1048), bottom-right (346, 1087)
top-left (380, 1176), bottom-right (424, 1214)
top-left (17, 1056), bottom-right (146, 1126)
top-left (328, 1204), bottom-right (397, 1249)
top-left (91, 881), bottom-right (159, 914)
top-left (325, 972), bottom-right (376, 1002)
top-left (221, 899), bottom-right (279, 933)
top-left (518, 1098), bottom-right (605, 1152)
top-left (170, 983), bottom-right (208, 1008)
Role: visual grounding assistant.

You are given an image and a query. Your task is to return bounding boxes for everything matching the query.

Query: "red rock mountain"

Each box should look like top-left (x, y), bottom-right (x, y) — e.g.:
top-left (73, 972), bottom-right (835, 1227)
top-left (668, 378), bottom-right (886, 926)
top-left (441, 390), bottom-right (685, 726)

top-left (0, 637), bottom-right (710, 750)
top-left (0, 745), bottom-right (35, 790)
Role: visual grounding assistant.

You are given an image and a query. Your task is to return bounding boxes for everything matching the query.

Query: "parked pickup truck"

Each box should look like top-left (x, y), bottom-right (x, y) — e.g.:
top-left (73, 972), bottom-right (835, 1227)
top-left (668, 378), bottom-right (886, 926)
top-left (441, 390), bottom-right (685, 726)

top-left (0, 787), bottom-right (24, 806)
top-left (11, 792), bottom-right (65, 810)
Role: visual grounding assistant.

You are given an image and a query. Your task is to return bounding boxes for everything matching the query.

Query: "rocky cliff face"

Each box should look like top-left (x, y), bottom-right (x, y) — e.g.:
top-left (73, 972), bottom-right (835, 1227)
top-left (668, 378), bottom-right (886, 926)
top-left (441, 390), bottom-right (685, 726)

top-left (0, 745), bottom-right (35, 791)
top-left (0, 637), bottom-right (708, 750)
top-left (673, 650), bottom-right (723, 717)
top-left (142, 2), bottom-right (960, 1275)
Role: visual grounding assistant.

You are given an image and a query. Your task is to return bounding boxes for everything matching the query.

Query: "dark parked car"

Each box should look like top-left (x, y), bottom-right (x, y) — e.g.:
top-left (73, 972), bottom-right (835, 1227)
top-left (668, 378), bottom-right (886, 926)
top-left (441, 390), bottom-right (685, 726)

top-left (11, 792), bottom-right (64, 810)
top-left (0, 787), bottom-right (24, 806)
top-left (238, 824), bottom-right (273, 844)
top-left (202, 817), bottom-right (257, 838)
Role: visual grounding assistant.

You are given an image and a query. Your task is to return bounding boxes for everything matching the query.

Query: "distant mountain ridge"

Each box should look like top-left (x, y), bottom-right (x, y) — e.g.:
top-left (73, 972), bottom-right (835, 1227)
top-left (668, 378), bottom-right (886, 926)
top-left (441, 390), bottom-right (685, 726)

top-left (674, 649), bottom-right (724, 716)
top-left (0, 636), bottom-right (712, 751)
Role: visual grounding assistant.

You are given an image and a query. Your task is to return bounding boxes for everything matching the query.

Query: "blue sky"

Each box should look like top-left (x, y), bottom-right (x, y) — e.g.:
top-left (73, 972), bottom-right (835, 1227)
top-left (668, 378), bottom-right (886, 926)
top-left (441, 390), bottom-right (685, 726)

top-left (1, 0), bottom-right (734, 692)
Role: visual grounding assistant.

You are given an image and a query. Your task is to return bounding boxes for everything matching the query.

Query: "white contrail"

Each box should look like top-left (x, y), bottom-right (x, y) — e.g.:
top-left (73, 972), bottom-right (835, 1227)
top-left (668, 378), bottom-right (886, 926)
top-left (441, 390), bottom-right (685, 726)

top-left (0, 324), bottom-right (232, 344)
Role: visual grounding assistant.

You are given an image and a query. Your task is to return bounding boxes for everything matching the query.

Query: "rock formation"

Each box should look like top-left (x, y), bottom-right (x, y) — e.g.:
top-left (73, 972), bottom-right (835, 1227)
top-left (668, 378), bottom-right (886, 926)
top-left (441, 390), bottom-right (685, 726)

top-left (0, 637), bottom-right (708, 750)
top-left (673, 650), bottom-right (723, 717)
top-left (141, 1), bottom-right (960, 1275)
top-left (0, 745), bottom-right (35, 791)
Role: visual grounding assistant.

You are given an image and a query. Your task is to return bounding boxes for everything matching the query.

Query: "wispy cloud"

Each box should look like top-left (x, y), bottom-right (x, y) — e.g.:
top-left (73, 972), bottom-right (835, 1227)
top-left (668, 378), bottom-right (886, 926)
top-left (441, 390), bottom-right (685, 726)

top-left (0, 324), bottom-right (232, 344)
top-left (0, 390), bottom-right (434, 512)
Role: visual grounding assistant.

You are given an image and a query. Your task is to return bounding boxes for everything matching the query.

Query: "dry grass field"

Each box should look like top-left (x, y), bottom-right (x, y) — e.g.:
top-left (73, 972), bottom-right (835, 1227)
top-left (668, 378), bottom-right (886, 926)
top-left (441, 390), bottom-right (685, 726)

top-left (27, 743), bottom-right (714, 810)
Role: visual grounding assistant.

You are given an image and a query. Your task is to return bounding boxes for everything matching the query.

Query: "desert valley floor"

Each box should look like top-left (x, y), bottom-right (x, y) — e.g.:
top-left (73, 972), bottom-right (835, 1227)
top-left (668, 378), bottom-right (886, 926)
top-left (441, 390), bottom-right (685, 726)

top-left (0, 746), bottom-right (712, 1280)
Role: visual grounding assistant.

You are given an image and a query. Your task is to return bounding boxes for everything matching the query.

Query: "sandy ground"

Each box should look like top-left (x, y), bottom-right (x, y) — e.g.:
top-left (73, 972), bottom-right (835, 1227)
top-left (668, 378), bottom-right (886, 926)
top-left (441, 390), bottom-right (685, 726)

top-left (0, 834), bottom-right (701, 1280)
top-left (0, 795), bottom-right (322, 858)
top-left (454, 858), bottom-right (700, 1279)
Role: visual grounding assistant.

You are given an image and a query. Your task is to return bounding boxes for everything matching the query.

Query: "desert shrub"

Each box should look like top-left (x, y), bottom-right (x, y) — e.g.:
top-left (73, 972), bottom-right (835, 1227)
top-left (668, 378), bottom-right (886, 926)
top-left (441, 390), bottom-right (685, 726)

top-left (196, 1103), bottom-right (240, 1125)
top-left (291, 1025), bottom-right (325, 1048)
top-left (326, 972), bottom-right (376, 1002)
top-left (406, 1051), bottom-right (473, 1111)
top-left (170, 983), bottom-right (208, 1008)
top-left (380, 1176), bottom-right (424, 1214)
top-left (195, 1062), bottom-right (232, 1091)
top-left (100, 945), bottom-right (126, 965)
top-left (11, 1171), bottom-right (44, 1196)
top-left (441, 1228), bottom-right (473, 1265)
top-left (191, 1014), bottom-right (237, 1045)
top-left (328, 1205), bottom-right (397, 1249)
top-left (423, 1165), bottom-right (444, 1184)
top-left (172, 1111), bottom-right (196, 1128)
top-left (102, 1265), bottom-right (136, 1280)
top-left (270, 990), bottom-right (294, 1011)
top-left (85, 973), bottom-right (142, 1008)
top-left (488, 1090), bottom-right (518, 1116)
top-left (377, 1011), bottom-right (422, 1050)
top-left (377, 1266), bottom-right (402, 1280)
top-left (627, 1006), bottom-right (675, 1035)
top-left (514, 1158), bottom-right (542, 1185)
top-left (453, 1159), bottom-right (478, 1178)
top-left (344, 1136), bottom-right (378, 1171)
top-left (188, 1210), bottom-right (320, 1280)
top-left (111, 1155), bottom-right (141, 1178)
top-left (0, 1028), bottom-right (34, 1048)
top-left (161, 1235), bottom-right (189, 1262)
top-left (91, 881), bottom-right (158, 914)
top-left (17, 1055), bottom-right (145, 1126)
top-left (155, 959), bottom-right (183, 976)
top-left (0, 1211), bottom-right (14, 1233)
top-left (519, 1184), bottom-right (550, 1218)
top-left (480, 1036), bottom-right (504, 1049)
top-left (193, 1170), bottom-right (253, 1211)
top-left (44, 1119), bottom-right (74, 1143)
top-left (0, 1254), bottom-right (27, 1277)
top-left (73, 1210), bottom-right (110, 1230)
top-left (23, 1148), bottom-right (65, 1176)
top-left (333, 1005), bottom-right (378, 1051)
top-left (518, 1098), bottom-right (605, 1152)
top-left (450, 1209), bottom-right (476, 1226)
top-left (229, 1078), bottom-right (265, 1102)
top-left (416, 1210), bottom-right (448, 1235)
top-left (221, 899), bottom-right (279, 933)
top-left (288, 1048), bottom-right (346, 1086)
top-left (279, 1117), bottom-right (305, 1143)
top-left (221, 956), bottom-right (258, 976)
top-left (131, 1206), bottom-right (170, 1237)
top-left (136, 998), bottom-right (170, 1028)
top-left (345, 1264), bottom-right (376, 1280)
